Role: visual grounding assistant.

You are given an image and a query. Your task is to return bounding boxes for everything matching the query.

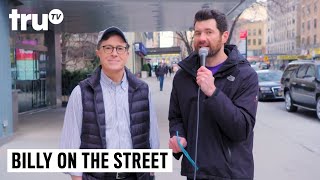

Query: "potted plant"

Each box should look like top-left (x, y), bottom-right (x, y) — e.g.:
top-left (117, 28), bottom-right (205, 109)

top-left (141, 64), bottom-right (150, 78)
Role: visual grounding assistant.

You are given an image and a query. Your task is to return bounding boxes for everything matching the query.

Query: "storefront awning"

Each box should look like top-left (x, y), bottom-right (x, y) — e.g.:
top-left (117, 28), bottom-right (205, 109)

top-left (134, 42), bottom-right (147, 57)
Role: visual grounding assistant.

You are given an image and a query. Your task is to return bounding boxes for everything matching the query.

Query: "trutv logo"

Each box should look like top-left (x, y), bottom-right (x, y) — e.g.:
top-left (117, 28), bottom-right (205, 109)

top-left (9, 9), bottom-right (64, 31)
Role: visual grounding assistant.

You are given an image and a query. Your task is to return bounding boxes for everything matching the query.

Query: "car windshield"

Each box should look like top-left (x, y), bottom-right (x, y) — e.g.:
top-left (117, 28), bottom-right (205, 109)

top-left (258, 71), bottom-right (283, 82)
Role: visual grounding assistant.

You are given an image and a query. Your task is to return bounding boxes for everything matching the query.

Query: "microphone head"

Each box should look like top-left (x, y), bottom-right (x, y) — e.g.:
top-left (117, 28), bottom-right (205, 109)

top-left (199, 47), bottom-right (209, 56)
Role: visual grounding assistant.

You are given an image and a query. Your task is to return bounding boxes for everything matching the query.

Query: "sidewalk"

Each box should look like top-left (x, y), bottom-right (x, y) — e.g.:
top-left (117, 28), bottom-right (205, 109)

top-left (0, 75), bottom-right (183, 180)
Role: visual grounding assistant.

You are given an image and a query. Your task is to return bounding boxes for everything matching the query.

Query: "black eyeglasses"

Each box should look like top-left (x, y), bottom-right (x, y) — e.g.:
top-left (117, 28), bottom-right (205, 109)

top-left (101, 45), bottom-right (128, 54)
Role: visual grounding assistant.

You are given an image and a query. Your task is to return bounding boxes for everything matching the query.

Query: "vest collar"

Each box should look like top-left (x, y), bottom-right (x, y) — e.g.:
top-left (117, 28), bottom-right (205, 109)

top-left (87, 65), bottom-right (144, 91)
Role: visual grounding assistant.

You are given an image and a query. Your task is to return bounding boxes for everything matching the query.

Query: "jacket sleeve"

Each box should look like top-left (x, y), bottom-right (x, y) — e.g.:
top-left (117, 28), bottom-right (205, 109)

top-left (168, 77), bottom-right (185, 159)
top-left (203, 71), bottom-right (258, 142)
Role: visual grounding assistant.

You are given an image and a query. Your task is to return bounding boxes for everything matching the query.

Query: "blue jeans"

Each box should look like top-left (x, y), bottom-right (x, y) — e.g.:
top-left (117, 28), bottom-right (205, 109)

top-left (159, 75), bottom-right (164, 91)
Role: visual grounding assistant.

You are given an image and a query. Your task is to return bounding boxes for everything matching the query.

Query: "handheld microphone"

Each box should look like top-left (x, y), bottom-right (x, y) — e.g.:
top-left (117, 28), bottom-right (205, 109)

top-left (194, 47), bottom-right (209, 180)
top-left (199, 47), bottom-right (209, 66)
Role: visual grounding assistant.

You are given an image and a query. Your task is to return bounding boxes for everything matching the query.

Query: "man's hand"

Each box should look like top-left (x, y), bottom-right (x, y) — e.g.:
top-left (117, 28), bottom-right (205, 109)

top-left (168, 136), bottom-right (187, 153)
top-left (196, 66), bottom-right (216, 97)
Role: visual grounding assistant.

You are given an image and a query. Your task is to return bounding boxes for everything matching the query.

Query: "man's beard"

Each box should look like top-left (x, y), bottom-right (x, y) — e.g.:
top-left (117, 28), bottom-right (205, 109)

top-left (207, 43), bottom-right (223, 57)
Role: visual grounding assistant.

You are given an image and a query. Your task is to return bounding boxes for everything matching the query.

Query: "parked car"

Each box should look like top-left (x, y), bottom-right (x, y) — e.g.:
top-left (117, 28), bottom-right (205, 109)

top-left (251, 62), bottom-right (269, 71)
top-left (280, 60), bottom-right (320, 119)
top-left (257, 70), bottom-right (283, 101)
top-left (251, 64), bottom-right (260, 71)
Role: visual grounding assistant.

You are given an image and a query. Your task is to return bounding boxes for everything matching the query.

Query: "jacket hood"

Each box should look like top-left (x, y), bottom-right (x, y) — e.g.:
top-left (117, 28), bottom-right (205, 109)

top-left (178, 45), bottom-right (249, 78)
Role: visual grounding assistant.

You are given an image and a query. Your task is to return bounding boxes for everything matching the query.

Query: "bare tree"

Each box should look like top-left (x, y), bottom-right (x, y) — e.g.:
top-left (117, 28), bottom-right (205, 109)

top-left (226, 11), bottom-right (244, 45)
top-left (228, 1), bottom-right (267, 44)
top-left (60, 33), bottom-right (98, 71)
top-left (61, 32), bottom-right (72, 70)
top-left (173, 0), bottom-right (287, 57)
top-left (175, 31), bottom-right (194, 56)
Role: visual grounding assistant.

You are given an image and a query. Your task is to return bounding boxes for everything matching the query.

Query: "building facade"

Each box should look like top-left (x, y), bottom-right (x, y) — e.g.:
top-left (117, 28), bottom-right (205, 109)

top-left (232, 19), bottom-right (267, 62)
top-left (300, 0), bottom-right (320, 59)
top-left (266, 0), bottom-right (302, 68)
top-left (126, 32), bottom-right (148, 76)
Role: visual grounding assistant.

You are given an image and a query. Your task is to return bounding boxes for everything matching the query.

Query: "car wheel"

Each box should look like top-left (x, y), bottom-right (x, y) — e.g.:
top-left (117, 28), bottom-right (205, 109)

top-left (316, 98), bottom-right (320, 120)
top-left (285, 91), bottom-right (297, 112)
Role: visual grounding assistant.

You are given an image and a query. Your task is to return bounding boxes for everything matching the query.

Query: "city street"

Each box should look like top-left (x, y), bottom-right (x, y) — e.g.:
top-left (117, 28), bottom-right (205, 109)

top-left (1, 76), bottom-right (320, 180)
top-left (254, 100), bottom-right (320, 180)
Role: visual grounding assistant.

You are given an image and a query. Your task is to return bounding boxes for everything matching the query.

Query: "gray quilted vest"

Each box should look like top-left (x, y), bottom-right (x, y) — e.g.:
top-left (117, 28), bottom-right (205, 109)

top-left (79, 66), bottom-right (151, 180)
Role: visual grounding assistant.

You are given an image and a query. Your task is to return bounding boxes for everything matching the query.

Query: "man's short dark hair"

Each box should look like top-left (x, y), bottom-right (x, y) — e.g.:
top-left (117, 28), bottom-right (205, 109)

top-left (193, 9), bottom-right (228, 34)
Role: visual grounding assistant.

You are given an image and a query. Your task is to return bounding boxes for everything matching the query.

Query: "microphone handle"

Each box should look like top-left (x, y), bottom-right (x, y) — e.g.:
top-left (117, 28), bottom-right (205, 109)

top-left (201, 55), bottom-right (206, 66)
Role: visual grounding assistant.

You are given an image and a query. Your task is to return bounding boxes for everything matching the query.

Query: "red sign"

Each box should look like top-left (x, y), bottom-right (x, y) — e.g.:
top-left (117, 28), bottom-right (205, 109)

top-left (239, 30), bottom-right (247, 39)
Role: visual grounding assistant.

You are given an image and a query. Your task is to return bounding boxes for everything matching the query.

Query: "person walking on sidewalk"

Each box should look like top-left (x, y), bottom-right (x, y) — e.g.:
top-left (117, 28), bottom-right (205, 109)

top-left (156, 62), bottom-right (167, 91)
top-left (168, 9), bottom-right (259, 180)
top-left (60, 26), bottom-right (159, 180)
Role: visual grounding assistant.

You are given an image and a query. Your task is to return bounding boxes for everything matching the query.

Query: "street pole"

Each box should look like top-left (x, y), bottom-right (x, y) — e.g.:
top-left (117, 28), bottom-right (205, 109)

top-left (245, 36), bottom-right (247, 59)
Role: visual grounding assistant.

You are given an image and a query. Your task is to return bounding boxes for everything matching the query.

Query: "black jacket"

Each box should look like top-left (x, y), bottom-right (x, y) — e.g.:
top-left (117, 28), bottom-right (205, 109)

top-left (169, 45), bottom-right (258, 180)
top-left (156, 65), bottom-right (167, 76)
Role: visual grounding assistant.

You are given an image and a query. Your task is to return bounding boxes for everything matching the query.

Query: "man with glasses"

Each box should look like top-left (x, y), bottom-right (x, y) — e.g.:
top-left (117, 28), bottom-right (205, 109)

top-left (60, 26), bottom-right (159, 180)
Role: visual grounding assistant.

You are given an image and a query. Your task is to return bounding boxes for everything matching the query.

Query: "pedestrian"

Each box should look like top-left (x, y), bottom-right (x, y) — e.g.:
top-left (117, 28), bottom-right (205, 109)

top-left (168, 66), bottom-right (172, 77)
top-left (165, 64), bottom-right (169, 77)
top-left (280, 63), bottom-right (285, 71)
top-left (147, 62), bottom-right (152, 77)
top-left (60, 26), bottom-right (159, 180)
top-left (154, 64), bottom-right (159, 81)
top-left (168, 9), bottom-right (258, 180)
top-left (156, 62), bottom-right (167, 91)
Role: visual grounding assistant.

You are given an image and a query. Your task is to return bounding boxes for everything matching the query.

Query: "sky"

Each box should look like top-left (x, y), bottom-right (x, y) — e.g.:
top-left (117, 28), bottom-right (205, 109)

top-left (159, 31), bottom-right (174, 48)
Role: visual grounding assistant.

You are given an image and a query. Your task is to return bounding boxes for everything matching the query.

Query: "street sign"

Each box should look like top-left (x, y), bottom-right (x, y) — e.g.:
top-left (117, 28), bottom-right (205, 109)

top-left (239, 30), bottom-right (247, 39)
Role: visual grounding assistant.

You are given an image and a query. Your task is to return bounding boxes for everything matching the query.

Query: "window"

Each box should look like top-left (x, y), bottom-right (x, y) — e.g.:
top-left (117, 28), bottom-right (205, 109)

top-left (292, 30), bottom-right (295, 38)
top-left (315, 2), bottom-right (318, 12)
top-left (305, 65), bottom-right (315, 78)
top-left (283, 65), bottom-right (298, 79)
top-left (296, 65), bottom-right (308, 78)
top-left (253, 29), bottom-right (256, 36)
top-left (258, 29), bottom-right (261, 35)
top-left (258, 39), bottom-right (261, 45)
top-left (253, 39), bottom-right (256, 45)
top-left (248, 29), bottom-right (251, 36)
top-left (248, 39), bottom-right (251, 45)
top-left (292, 19), bottom-right (295, 24)
top-left (308, 20), bottom-right (310, 30)
top-left (307, 36), bottom-right (310, 45)
top-left (314, 35), bottom-right (317, 45)
top-left (302, 22), bottom-right (305, 32)
top-left (315, 19), bottom-right (317, 29)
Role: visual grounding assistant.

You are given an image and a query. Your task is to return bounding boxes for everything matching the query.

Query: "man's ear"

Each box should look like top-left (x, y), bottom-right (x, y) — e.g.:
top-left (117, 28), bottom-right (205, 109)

top-left (222, 31), bottom-right (229, 44)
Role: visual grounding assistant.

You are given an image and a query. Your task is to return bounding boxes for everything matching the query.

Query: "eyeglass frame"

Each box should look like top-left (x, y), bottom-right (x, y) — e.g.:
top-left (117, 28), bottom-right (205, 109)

top-left (100, 45), bottom-right (129, 54)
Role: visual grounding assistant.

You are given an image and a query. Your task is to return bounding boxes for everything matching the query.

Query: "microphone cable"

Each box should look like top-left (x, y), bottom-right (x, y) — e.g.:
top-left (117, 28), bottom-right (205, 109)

top-left (193, 86), bottom-right (201, 180)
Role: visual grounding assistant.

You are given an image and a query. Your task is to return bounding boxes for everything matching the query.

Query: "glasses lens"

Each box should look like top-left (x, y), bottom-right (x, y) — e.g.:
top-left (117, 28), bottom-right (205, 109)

top-left (103, 46), bottom-right (113, 54)
top-left (117, 47), bottom-right (126, 54)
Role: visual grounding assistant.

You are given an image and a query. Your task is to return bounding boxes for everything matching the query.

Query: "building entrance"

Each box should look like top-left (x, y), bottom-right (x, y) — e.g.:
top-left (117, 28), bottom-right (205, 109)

top-left (13, 49), bottom-right (47, 112)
